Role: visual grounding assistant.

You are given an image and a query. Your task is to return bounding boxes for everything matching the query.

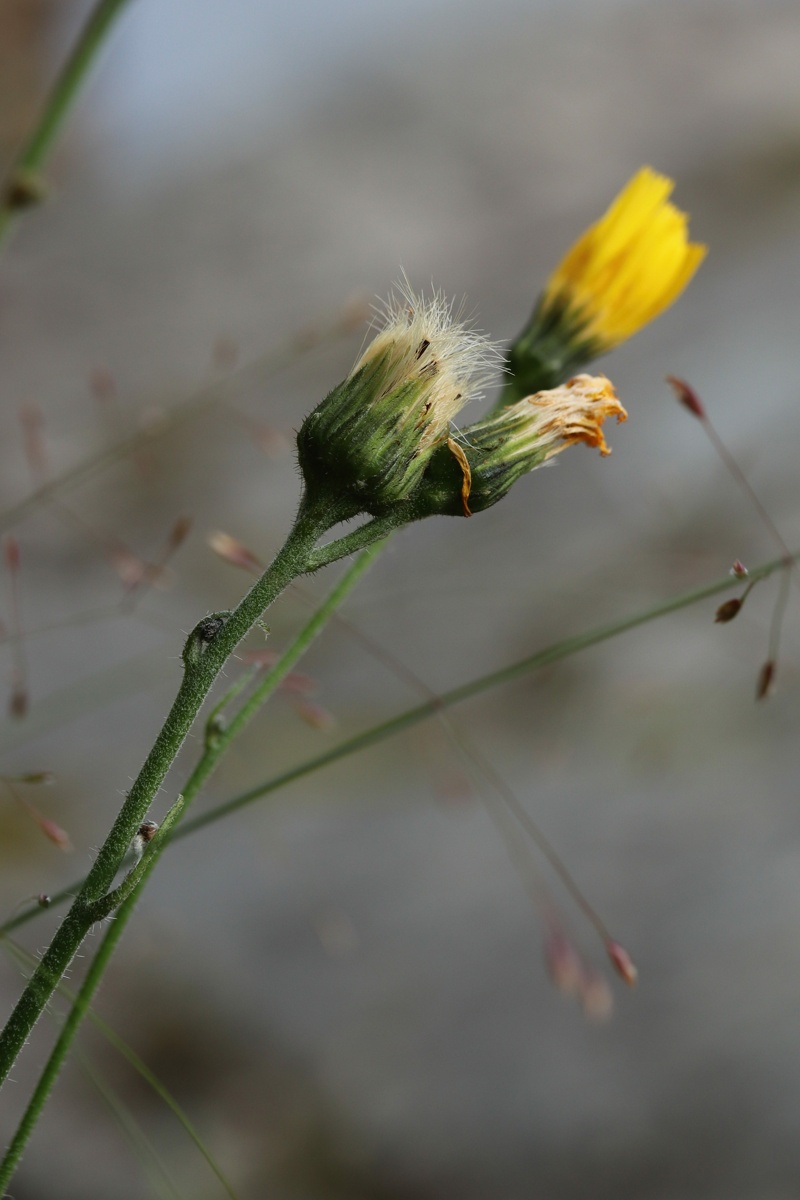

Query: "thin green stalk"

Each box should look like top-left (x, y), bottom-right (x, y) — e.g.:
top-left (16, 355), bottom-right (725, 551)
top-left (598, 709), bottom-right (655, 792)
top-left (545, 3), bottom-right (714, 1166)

top-left (0, 544), bottom-right (380, 1191)
top-left (0, 494), bottom-right (337, 1092)
top-left (178, 548), bottom-right (794, 837)
top-left (307, 515), bottom-right (399, 571)
top-left (0, 309), bottom-right (356, 537)
top-left (2, 546), bottom-right (792, 939)
top-left (2, 937), bottom-right (238, 1199)
top-left (0, 0), bottom-right (134, 249)
top-left (78, 1055), bottom-right (185, 1200)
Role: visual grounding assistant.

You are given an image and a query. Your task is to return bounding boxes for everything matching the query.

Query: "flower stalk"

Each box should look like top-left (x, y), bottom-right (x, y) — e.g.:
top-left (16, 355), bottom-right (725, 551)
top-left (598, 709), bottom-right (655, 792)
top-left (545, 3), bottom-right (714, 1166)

top-left (410, 374), bottom-right (627, 519)
top-left (0, 544), bottom-right (382, 1191)
top-left (0, 161), bottom-right (708, 1185)
top-left (0, 490), bottom-right (391, 1090)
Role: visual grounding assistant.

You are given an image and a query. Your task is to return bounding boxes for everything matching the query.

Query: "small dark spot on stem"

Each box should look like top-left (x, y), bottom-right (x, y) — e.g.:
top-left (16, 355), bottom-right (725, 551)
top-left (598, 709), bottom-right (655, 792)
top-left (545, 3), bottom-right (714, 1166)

top-left (4, 171), bottom-right (46, 211)
top-left (197, 617), bottom-right (225, 643)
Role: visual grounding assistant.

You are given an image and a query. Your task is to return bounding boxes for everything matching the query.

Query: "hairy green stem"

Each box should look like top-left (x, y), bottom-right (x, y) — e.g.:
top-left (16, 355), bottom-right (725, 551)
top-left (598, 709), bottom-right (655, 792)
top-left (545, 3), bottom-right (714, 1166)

top-left (2, 936), bottom-right (239, 1199)
top-left (3, 546), bottom-right (793, 939)
top-left (307, 515), bottom-right (400, 571)
top-left (0, 527), bottom-right (786, 1189)
top-left (0, 0), bottom-right (134, 250)
top-left (0, 806), bottom-right (184, 1194)
top-left (0, 544), bottom-right (380, 1188)
top-left (0, 494), bottom-right (334, 1092)
top-left (180, 553), bottom-right (782, 835)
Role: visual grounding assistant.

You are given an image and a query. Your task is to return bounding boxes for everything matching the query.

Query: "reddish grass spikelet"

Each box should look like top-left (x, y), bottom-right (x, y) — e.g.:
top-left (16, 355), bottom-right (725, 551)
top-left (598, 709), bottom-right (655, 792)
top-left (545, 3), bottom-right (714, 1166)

top-left (290, 697), bottom-right (336, 731)
top-left (731, 559), bottom-right (749, 579)
top-left (208, 531), bottom-right (262, 574)
top-left (715, 597), bottom-right (743, 624)
top-left (4, 536), bottom-right (20, 574)
top-left (33, 813), bottom-right (73, 853)
top-left (107, 545), bottom-right (150, 591)
top-left (606, 939), bottom-right (638, 986)
top-left (543, 925), bottom-right (584, 996)
top-left (252, 425), bottom-right (291, 458)
top-left (756, 660), bottom-right (775, 701)
top-left (277, 670), bottom-right (318, 696)
top-left (666, 374), bottom-right (705, 419)
top-left (11, 788), bottom-right (73, 853)
top-left (579, 968), bottom-right (614, 1023)
top-left (167, 515), bottom-right (193, 552)
top-left (238, 650), bottom-right (324, 709)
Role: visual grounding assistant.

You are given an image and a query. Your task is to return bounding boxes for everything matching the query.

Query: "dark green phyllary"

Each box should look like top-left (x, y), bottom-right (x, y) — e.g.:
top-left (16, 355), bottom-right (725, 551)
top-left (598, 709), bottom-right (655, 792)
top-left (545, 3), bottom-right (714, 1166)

top-left (297, 281), bottom-right (499, 519)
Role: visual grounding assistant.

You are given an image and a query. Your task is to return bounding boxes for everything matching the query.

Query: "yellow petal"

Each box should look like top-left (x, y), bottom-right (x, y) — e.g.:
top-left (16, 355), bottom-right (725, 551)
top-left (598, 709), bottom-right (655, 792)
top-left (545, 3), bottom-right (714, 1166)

top-left (544, 167), bottom-right (707, 350)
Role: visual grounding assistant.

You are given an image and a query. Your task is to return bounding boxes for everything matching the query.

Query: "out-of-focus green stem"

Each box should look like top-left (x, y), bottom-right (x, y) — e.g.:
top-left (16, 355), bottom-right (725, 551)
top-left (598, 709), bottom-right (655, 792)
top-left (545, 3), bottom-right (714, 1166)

top-left (1, 936), bottom-right (238, 1198)
top-left (4, 546), bottom-right (791, 939)
top-left (0, 0), bottom-right (134, 250)
top-left (0, 496), bottom-right (332, 1098)
top-left (0, 544), bottom-right (380, 1192)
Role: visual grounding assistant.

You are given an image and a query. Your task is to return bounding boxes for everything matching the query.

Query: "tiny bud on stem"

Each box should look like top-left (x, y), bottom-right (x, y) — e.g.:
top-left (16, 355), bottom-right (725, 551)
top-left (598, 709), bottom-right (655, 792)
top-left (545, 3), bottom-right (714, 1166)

top-left (606, 939), bottom-right (638, 986)
top-left (756, 660), bottom-right (775, 701)
top-left (666, 375), bottom-right (705, 419)
top-left (715, 598), bottom-right (743, 624)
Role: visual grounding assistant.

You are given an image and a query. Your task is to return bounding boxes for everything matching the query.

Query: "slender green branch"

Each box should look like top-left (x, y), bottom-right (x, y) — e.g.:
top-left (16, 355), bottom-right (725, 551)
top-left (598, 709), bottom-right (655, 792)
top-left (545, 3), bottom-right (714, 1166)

top-left (0, 0), bottom-right (134, 250)
top-left (0, 545), bottom-right (380, 1191)
top-left (306, 516), bottom-right (400, 571)
top-left (177, 547), bottom-right (796, 835)
top-left (86, 793), bottom-right (186, 922)
top-left (0, 495), bottom-right (333, 1092)
top-left (0, 535), bottom-right (784, 1186)
top-left (1, 938), bottom-right (238, 1199)
top-left (2, 546), bottom-right (792, 940)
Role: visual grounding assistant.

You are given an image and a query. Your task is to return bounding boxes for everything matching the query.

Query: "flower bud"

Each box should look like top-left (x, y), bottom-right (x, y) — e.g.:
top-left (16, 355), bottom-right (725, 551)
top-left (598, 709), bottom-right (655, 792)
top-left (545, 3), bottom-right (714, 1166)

top-left (413, 374), bottom-right (627, 518)
top-left (501, 168), bottom-right (706, 403)
top-left (297, 282), bottom-right (498, 517)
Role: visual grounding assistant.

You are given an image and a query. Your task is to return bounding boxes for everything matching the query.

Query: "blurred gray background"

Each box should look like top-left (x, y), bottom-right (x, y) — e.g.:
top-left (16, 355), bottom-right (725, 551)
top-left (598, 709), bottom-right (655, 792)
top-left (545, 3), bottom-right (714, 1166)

top-left (2, 0), bottom-right (800, 1196)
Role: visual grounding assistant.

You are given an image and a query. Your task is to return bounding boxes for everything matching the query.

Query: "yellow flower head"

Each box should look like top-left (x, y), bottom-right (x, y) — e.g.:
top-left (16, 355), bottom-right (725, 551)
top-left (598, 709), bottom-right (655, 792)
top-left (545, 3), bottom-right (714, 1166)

top-left (543, 167), bottom-right (706, 351)
top-left (418, 374), bottom-right (627, 519)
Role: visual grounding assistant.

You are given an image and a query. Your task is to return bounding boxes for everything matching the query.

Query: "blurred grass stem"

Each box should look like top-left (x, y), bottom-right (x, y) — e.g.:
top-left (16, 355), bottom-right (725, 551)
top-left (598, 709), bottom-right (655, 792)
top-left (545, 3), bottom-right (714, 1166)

top-left (0, 0), bottom-right (134, 250)
top-left (0, 539), bottom-right (380, 1190)
top-left (4, 545), bottom-right (794, 940)
top-left (0, 493), bottom-right (390, 1103)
